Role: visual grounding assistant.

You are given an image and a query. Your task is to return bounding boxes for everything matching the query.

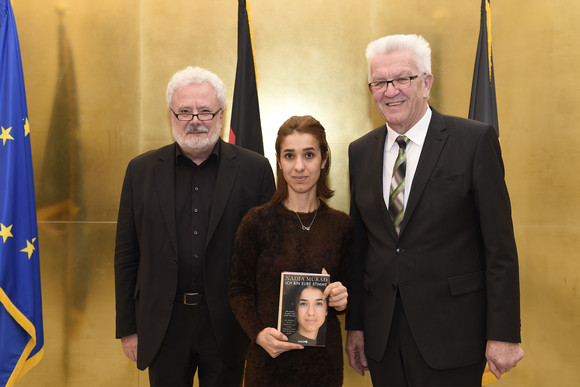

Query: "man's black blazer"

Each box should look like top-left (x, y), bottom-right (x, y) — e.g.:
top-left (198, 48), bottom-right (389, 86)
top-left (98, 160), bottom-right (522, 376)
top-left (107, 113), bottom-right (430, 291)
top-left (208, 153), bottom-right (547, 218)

top-left (346, 108), bottom-right (521, 370)
top-left (115, 139), bottom-right (275, 370)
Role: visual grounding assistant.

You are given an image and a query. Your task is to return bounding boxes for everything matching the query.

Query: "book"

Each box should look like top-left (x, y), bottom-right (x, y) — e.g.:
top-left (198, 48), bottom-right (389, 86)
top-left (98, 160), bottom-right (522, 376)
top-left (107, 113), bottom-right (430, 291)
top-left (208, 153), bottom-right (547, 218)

top-left (277, 271), bottom-right (330, 347)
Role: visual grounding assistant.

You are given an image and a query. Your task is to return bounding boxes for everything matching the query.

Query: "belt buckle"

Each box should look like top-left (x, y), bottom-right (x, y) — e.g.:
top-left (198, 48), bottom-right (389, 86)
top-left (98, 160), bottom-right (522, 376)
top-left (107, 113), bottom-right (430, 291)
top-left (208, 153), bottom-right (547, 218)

top-left (183, 292), bottom-right (201, 305)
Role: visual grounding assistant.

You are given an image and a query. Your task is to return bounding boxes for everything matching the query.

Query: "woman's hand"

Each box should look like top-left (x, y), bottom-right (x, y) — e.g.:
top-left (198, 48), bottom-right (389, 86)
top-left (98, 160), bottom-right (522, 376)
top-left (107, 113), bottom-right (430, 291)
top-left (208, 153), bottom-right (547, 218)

top-left (255, 327), bottom-right (304, 358)
top-left (322, 268), bottom-right (348, 311)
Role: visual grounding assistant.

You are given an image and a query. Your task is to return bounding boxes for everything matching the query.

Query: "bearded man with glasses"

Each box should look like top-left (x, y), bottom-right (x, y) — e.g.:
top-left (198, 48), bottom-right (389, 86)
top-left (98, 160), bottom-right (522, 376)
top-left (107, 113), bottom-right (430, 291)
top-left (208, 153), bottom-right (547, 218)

top-left (114, 66), bottom-right (275, 386)
top-left (346, 34), bottom-right (524, 386)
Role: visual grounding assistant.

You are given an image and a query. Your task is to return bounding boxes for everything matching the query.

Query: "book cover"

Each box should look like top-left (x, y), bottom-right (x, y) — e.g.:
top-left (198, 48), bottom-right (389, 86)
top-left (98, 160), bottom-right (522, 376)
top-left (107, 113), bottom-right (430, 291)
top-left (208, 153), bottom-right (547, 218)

top-left (277, 271), bottom-right (330, 347)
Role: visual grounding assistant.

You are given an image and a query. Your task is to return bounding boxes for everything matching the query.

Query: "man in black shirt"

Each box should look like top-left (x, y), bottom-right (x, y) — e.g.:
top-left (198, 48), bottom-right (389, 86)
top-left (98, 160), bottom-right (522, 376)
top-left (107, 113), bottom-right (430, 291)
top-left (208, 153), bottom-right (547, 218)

top-left (114, 66), bottom-right (275, 386)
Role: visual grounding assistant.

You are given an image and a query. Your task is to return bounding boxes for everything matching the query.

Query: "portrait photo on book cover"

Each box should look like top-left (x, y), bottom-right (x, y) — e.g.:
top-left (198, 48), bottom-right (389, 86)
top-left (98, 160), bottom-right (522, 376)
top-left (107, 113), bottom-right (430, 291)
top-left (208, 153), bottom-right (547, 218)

top-left (278, 272), bottom-right (329, 347)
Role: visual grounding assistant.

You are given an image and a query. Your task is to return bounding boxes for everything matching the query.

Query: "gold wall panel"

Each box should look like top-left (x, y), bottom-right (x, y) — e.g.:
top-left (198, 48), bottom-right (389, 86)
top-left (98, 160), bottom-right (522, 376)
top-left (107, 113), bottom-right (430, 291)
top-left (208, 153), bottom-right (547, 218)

top-left (11, 0), bottom-right (580, 386)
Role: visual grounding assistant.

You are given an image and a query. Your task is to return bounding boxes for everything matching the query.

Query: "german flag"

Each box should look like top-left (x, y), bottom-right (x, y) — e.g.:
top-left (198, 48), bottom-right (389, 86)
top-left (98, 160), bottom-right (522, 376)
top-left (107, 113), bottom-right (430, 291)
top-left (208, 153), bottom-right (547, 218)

top-left (471, 3), bottom-right (504, 385)
top-left (229, 0), bottom-right (264, 155)
top-left (469, 0), bottom-right (499, 137)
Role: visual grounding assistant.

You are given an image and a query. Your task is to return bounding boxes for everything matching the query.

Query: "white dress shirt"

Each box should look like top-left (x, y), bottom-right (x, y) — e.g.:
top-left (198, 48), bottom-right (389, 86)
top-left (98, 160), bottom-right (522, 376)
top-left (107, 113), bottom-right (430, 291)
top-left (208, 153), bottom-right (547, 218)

top-left (383, 106), bottom-right (432, 210)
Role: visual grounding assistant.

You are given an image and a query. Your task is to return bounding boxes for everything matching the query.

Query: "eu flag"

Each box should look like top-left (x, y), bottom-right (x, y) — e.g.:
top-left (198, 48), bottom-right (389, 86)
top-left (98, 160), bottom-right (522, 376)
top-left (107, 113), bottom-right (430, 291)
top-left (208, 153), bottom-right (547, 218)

top-left (0, 1), bottom-right (44, 385)
top-left (229, 0), bottom-right (264, 155)
top-left (469, 0), bottom-right (499, 137)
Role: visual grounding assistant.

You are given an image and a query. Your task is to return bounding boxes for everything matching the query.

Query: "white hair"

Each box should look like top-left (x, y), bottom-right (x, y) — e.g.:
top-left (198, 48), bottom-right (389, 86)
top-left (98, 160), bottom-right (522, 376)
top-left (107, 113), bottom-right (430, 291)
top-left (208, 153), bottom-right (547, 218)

top-left (365, 34), bottom-right (432, 81)
top-left (166, 66), bottom-right (226, 109)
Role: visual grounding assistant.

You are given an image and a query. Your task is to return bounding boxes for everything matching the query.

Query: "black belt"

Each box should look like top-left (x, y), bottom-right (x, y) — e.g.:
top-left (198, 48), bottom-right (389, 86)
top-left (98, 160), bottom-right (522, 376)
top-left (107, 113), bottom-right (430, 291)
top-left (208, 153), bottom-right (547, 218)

top-left (177, 293), bottom-right (205, 305)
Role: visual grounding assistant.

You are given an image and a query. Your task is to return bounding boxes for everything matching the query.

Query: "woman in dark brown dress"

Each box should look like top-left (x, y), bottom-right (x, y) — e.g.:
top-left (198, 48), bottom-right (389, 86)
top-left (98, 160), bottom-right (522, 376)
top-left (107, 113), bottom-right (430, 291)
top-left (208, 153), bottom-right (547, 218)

top-left (229, 115), bottom-right (353, 386)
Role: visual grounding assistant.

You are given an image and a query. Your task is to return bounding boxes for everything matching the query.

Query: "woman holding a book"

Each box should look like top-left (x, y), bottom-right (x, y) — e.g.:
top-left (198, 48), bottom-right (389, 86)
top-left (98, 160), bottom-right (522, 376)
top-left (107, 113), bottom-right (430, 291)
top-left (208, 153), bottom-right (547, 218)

top-left (229, 115), bottom-right (353, 386)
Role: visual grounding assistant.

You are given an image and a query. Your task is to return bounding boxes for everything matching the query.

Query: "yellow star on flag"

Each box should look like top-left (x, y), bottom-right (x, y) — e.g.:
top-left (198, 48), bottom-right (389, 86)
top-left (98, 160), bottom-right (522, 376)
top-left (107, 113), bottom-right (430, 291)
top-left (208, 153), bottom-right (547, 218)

top-left (21, 237), bottom-right (37, 259)
top-left (24, 117), bottom-right (30, 136)
top-left (0, 223), bottom-right (14, 243)
top-left (0, 125), bottom-right (15, 145)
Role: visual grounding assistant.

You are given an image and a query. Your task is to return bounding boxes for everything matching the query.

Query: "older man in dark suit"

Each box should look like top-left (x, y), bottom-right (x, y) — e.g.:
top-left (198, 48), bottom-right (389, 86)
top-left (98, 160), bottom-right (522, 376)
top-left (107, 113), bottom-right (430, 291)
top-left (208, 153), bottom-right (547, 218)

top-left (345, 34), bottom-right (524, 386)
top-left (114, 66), bottom-right (275, 386)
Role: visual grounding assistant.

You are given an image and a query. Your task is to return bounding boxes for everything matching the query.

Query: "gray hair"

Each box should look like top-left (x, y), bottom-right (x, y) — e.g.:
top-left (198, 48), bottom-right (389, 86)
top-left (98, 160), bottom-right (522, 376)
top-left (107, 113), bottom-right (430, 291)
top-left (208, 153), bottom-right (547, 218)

top-left (365, 34), bottom-right (432, 81)
top-left (166, 66), bottom-right (226, 109)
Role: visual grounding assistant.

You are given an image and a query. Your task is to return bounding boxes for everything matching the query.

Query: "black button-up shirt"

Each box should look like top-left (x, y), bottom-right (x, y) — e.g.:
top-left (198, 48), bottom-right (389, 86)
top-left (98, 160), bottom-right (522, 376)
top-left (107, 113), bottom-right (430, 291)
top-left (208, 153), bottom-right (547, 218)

top-left (174, 142), bottom-right (219, 294)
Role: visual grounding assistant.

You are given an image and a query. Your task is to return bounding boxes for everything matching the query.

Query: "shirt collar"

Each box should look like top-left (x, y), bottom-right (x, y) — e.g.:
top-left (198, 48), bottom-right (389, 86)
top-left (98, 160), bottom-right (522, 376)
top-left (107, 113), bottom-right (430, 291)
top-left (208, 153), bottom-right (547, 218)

top-left (175, 139), bottom-right (221, 164)
top-left (386, 106), bottom-right (432, 150)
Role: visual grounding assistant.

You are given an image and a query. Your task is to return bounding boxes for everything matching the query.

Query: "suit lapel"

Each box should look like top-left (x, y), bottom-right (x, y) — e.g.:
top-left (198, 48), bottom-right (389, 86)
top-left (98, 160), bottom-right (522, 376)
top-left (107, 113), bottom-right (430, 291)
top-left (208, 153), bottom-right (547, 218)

top-left (154, 144), bottom-right (178, 251)
top-left (207, 140), bottom-right (238, 245)
top-left (400, 109), bottom-right (448, 233)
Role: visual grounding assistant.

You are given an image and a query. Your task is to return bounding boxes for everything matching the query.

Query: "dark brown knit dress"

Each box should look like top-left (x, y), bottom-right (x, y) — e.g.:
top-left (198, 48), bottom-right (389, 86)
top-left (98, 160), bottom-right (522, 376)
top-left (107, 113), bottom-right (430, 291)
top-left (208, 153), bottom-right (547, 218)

top-left (229, 201), bottom-right (353, 387)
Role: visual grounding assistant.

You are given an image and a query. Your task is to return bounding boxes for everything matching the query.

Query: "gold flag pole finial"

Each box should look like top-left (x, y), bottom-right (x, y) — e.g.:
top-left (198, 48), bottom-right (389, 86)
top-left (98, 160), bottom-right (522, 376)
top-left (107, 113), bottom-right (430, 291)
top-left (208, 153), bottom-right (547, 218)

top-left (55, 2), bottom-right (69, 18)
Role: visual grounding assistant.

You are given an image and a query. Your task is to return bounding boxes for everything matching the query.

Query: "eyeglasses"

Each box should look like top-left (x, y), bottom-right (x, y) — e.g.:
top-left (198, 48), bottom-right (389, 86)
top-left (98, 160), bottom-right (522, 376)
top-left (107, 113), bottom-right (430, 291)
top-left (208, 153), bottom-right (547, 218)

top-left (368, 75), bottom-right (419, 92)
top-left (170, 108), bottom-right (222, 122)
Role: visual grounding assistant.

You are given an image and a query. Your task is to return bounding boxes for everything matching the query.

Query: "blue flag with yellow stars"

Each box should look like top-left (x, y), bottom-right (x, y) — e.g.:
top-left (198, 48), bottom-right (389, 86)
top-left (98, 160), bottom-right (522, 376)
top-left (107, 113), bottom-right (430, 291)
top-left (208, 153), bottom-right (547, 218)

top-left (0, 0), bottom-right (44, 385)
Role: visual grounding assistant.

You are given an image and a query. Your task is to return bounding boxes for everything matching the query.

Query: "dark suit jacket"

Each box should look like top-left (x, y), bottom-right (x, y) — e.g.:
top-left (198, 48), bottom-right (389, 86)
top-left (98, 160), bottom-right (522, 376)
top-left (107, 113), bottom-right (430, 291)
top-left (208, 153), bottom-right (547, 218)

top-left (345, 108), bottom-right (521, 370)
top-left (114, 139), bottom-right (275, 370)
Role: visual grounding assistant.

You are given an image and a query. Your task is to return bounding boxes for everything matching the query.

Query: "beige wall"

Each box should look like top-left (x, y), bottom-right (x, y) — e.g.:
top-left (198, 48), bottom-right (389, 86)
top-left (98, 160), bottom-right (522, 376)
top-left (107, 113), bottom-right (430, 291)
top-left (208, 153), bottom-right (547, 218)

top-left (12, 0), bottom-right (579, 386)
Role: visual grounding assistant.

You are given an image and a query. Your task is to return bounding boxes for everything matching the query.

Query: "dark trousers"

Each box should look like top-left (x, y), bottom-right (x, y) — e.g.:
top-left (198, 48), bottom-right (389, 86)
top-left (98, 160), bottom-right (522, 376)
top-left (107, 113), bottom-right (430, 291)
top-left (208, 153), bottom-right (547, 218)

top-left (368, 296), bottom-right (487, 387)
top-left (148, 302), bottom-right (244, 387)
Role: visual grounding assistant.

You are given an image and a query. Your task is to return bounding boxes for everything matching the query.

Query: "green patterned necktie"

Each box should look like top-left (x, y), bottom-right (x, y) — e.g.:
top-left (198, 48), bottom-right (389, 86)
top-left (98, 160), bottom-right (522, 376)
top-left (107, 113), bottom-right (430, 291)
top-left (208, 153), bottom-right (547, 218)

top-left (389, 136), bottom-right (410, 234)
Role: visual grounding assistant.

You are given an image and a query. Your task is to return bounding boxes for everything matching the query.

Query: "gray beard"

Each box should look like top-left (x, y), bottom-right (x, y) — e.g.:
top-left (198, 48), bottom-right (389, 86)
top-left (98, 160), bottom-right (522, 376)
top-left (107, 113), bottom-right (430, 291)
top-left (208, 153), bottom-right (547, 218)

top-left (176, 125), bottom-right (220, 152)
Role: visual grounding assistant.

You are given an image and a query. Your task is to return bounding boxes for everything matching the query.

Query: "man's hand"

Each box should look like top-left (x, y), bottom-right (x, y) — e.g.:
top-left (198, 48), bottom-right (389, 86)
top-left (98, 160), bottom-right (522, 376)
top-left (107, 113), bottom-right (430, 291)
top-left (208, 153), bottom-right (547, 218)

top-left (255, 327), bottom-right (304, 358)
top-left (346, 330), bottom-right (369, 376)
top-left (486, 340), bottom-right (524, 379)
top-left (322, 269), bottom-right (348, 312)
top-left (121, 333), bottom-right (138, 362)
